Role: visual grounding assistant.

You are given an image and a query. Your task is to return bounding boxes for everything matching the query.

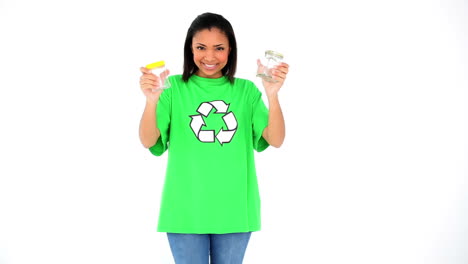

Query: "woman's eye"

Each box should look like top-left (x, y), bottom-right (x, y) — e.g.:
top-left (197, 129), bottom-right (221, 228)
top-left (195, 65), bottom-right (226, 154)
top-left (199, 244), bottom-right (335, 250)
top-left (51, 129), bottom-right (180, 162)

top-left (216, 47), bottom-right (225, 51)
top-left (196, 46), bottom-right (205, 50)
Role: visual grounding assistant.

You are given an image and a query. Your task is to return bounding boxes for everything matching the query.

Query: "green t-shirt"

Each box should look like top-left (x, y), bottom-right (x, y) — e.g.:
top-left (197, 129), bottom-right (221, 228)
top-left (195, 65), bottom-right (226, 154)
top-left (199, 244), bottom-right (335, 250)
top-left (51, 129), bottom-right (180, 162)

top-left (150, 74), bottom-right (269, 234)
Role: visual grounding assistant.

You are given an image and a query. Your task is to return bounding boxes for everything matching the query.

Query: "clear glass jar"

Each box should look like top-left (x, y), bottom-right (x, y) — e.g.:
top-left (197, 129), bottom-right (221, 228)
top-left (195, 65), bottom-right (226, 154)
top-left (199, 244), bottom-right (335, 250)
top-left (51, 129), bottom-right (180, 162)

top-left (146, 60), bottom-right (171, 89)
top-left (256, 50), bottom-right (283, 83)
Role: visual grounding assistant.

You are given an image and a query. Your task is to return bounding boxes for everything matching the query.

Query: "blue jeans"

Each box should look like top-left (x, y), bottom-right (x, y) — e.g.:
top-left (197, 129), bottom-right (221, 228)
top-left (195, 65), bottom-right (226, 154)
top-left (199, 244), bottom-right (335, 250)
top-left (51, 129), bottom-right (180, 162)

top-left (167, 232), bottom-right (252, 264)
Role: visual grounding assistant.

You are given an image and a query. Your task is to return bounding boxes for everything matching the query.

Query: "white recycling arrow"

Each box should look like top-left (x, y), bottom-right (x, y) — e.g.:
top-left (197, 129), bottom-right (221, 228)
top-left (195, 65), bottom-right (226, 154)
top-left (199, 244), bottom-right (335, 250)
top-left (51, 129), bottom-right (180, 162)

top-left (196, 100), bottom-right (230, 116)
top-left (222, 112), bottom-right (237, 130)
top-left (190, 100), bottom-right (237, 145)
top-left (210, 100), bottom-right (229, 113)
top-left (190, 115), bottom-right (205, 136)
top-left (197, 102), bottom-right (213, 117)
top-left (216, 129), bottom-right (235, 144)
top-left (199, 130), bottom-right (215, 142)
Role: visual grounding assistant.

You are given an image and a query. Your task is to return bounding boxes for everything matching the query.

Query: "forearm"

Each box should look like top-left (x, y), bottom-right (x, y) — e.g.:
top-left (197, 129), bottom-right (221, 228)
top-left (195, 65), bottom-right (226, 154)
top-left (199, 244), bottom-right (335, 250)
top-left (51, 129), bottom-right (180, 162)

top-left (139, 100), bottom-right (161, 148)
top-left (263, 94), bottom-right (285, 148)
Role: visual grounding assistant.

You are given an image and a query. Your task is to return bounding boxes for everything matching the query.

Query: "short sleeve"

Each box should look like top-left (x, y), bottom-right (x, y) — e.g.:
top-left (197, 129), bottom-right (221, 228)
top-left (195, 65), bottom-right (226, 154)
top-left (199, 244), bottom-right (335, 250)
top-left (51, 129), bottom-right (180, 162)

top-left (149, 87), bottom-right (172, 156)
top-left (252, 90), bottom-right (269, 152)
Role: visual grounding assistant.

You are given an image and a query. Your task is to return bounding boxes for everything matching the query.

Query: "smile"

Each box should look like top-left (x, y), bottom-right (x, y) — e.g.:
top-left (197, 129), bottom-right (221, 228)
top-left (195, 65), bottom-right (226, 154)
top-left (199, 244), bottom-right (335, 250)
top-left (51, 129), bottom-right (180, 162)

top-left (202, 62), bottom-right (218, 70)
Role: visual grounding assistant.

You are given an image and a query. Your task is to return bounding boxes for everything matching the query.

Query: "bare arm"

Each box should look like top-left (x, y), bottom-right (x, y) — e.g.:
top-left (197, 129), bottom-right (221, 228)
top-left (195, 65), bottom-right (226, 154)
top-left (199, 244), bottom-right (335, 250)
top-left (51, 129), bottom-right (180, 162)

top-left (139, 100), bottom-right (160, 148)
top-left (262, 94), bottom-right (285, 148)
top-left (138, 67), bottom-right (164, 148)
top-left (260, 61), bottom-right (289, 148)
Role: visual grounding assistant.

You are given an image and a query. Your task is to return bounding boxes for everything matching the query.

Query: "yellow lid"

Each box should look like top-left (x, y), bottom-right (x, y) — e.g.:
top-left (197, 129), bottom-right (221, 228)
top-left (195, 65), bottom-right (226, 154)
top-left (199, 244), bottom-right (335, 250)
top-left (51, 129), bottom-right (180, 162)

top-left (265, 50), bottom-right (284, 59)
top-left (146, 60), bottom-right (165, 69)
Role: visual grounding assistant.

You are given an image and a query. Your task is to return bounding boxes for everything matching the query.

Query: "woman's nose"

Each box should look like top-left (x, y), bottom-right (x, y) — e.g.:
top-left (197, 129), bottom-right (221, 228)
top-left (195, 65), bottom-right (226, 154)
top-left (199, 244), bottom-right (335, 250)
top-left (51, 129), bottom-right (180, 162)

top-left (204, 49), bottom-right (215, 61)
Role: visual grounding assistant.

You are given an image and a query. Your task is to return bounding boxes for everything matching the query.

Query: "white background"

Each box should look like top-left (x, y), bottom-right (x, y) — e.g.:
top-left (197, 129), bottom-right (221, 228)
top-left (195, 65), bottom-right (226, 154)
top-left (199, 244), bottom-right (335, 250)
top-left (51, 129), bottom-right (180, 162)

top-left (0, 0), bottom-right (466, 263)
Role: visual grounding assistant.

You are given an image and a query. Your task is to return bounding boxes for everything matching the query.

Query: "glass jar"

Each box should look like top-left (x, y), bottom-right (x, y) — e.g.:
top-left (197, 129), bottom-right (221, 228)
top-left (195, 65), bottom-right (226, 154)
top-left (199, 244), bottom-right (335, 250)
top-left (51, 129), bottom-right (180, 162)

top-left (256, 50), bottom-right (284, 83)
top-left (146, 60), bottom-right (171, 89)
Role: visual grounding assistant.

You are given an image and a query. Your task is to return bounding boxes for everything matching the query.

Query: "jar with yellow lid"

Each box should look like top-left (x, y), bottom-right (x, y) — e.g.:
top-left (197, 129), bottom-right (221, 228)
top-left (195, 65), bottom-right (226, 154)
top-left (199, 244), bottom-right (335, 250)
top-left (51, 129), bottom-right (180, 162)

top-left (146, 60), bottom-right (171, 90)
top-left (256, 50), bottom-right (284, 83)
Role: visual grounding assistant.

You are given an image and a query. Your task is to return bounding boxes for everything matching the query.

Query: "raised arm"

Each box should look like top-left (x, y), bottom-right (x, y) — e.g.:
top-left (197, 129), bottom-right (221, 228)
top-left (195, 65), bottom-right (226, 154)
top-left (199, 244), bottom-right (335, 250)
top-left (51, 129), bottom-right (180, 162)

top-left (260, 62), bottom-right (289, 148)
top-left (138, 67), bottom-right (165, 148)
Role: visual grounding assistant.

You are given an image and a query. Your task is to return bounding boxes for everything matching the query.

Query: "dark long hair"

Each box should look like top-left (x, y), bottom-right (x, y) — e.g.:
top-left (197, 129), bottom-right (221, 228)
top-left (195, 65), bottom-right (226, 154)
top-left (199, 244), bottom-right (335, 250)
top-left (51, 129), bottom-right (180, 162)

top-left (182, 13), bottom-right (237, 83)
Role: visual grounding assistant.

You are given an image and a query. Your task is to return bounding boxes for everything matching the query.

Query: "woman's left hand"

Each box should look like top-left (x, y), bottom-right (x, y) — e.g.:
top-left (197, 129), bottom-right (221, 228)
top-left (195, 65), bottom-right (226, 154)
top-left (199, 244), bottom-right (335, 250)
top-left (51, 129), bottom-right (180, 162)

top-left (258, 60), bottom-right (289, 97)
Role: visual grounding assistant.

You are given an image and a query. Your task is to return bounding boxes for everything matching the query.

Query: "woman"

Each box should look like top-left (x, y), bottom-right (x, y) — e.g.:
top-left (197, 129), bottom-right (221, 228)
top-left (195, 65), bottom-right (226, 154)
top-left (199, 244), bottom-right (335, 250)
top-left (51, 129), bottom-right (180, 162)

top-left (139, 12), bottom-right (289, 264)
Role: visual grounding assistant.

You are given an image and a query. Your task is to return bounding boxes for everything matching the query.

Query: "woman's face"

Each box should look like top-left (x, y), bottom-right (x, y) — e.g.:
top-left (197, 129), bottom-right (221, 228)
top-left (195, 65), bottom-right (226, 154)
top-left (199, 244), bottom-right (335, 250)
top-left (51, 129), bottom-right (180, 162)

top-left (192, 28), bottom-right (230, 79)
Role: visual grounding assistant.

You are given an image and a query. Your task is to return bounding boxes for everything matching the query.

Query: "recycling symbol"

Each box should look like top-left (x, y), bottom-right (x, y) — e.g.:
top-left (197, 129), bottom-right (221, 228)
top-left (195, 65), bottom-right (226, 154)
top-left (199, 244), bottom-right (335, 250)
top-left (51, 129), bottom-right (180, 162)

top-left (189, 100), bottom-right (238, 145)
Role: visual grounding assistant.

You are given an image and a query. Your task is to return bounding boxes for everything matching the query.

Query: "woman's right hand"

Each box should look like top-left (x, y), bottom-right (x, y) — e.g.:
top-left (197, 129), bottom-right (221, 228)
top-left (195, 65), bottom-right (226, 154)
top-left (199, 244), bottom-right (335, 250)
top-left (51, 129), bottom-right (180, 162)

top-left (140, 67), bottom-right (164, 102)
